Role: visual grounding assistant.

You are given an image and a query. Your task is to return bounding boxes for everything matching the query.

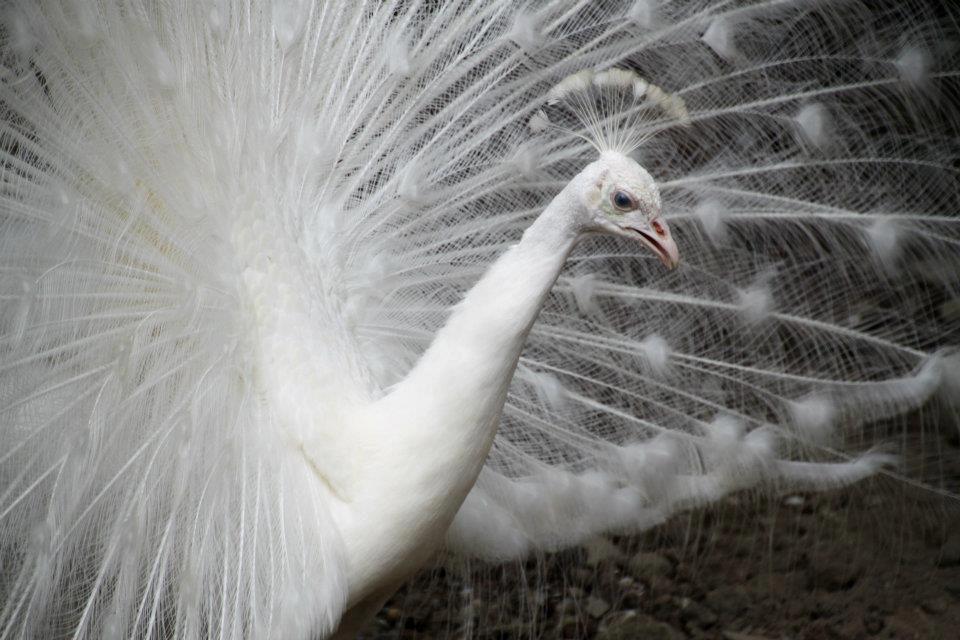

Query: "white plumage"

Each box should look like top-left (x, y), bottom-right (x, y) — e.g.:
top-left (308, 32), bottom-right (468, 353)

top-left (0, 1), bottom-right (957, 638)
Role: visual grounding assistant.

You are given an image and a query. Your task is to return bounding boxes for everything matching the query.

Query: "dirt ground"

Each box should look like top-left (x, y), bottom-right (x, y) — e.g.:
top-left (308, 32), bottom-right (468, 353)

top-left (358, 478), bottom-right (960, 639)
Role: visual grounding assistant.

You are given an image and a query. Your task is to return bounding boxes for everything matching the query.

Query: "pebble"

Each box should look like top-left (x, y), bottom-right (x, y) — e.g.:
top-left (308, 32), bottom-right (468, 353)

top-left (585, 536), bottom-right (625, 567)
top-left (679, 598), bottom-right (718, 629)
top-left (943, 575), bottom-right (960, 598)
top-left (554, 596), bottom-right (577, 615)
top-left (586, 596), bottom-right (611, 619)
top-left (883, 606), bottom-right (939, 639)
top-left (559, 615), bottom-right (584, 639)
top-left (863, 609), bottom-right (885, 635)
top-left (597, 613), bottom-right (686, 640)
top-left (783, 495), bottom-right (804, 508)
top-left (937, 531), bottom-right (960, 566)
top-left (486, 620), bottom-right (530, 638)
top-left (629, 551), bottom-right (676, 580)
top-left (705, 585), bottom-right (751, 618)
top-left (806, 553), bottom-right (863, 591)
top-left (619, 587), bottom-right (646, 609)
top-left (646, 575), bottom-right (676, 595)
top-left (384, 607), bottom-right (401, 622)
top-left (920, 596), bottom-right (950, 615)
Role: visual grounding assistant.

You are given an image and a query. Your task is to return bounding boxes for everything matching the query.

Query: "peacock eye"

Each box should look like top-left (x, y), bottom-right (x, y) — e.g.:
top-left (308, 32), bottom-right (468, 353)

top-left (612, 190), bottom-right (635, 211)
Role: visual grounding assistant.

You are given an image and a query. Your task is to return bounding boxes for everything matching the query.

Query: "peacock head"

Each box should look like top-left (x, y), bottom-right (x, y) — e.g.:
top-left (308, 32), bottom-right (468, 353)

top-left (582, 150), bottom-right (679, 269)
top-left (537, 68), bottom-right (687, 269)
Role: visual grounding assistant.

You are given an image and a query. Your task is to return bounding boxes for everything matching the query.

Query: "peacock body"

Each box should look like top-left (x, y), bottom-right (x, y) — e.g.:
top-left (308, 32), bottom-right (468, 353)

top-left (0, 1), bottom-right (958, 638)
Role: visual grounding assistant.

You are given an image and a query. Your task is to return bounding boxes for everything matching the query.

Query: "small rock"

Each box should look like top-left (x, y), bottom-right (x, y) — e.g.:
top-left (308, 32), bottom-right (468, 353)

top-left (586, 595), bottom-right (612, 619)
top-left (705, 585), bottom-right (751, 618)
top-left (802, 619), bottom-right (841, 639)
top-left (920, 596), bottom-right (950, 615)
top-left (884, 606), bottom-right (938, 639)
top-left (554, 596), bottom-right (577, 615)
top-left (750, 571), bottom-right (806, 594)
top-left (679, 598), bottom-right (718, 629)
top-left (806, 554), bottom-right (863, 591)
top-left (944, 575), bottom-right (960, 598)
top-left (598, 567), bottom-right (622, 590)
top-left (646, 575), bottom-right (676, 595)
top-left (619, 588), bottom-right (645, 609)
top-left (863, 609), bottom-right (885, 635)
top-left (938, 531), bottom-right (960, 566)
top-left (772, 549), bottom-right (807, 573)
top-left (629, 551), bottom-right (676, 580)
top-left (597, 613), bottom-right (686, 640)
top-left (559, 615), bottom-right (585, 639)
top-left (384, 607), bottom-right (402, 623)
top-left (783, 494), bottom-right (805, 508)
top-left (490, 622), bottom-right (529, 639)
top-left (585, 536), bottom-right (626, 567)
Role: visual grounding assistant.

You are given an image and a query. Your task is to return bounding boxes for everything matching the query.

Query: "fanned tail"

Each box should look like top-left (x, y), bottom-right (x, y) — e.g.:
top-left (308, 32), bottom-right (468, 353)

top-left (1, 1), bottom-right (958, 637)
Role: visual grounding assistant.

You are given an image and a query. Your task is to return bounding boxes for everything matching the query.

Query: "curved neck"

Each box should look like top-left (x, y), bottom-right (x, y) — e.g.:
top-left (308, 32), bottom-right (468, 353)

top-left (385, 182), bottom-right (582, 447)
top-left (341, 184), bottom-right (583, 601)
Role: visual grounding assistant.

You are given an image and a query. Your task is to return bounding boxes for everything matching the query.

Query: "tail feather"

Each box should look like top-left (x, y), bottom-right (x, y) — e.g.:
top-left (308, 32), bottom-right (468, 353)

top-left (1, 0), bottom-right (958, 638)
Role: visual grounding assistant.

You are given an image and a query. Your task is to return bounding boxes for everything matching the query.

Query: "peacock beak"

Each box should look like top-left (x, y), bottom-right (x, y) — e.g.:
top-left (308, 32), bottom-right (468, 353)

top-left (621, 218), bottom-right (680, 270)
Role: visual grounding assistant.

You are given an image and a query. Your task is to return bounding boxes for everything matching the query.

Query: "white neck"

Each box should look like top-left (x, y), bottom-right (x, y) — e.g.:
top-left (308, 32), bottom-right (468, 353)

top-left (387, 183), bottom-right (582, 445)
top-left (339, 181), bottom-right (584, 602)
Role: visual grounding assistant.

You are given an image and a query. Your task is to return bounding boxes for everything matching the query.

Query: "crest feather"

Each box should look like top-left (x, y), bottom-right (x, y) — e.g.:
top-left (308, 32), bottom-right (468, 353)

top-left (534, 68), bottom-right (689, 154)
